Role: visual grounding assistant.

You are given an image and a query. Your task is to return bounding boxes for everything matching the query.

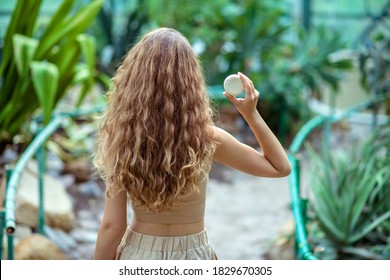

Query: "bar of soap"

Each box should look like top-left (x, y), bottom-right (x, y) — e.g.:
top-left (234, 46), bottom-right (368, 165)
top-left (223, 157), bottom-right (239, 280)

top-left (223, 74), bottom-right (244, 96)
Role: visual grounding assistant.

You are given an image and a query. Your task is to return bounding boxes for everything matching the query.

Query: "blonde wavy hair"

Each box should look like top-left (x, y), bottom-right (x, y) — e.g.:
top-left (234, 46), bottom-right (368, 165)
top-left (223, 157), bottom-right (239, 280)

top-left (94, 28), bottom-right (216, 212)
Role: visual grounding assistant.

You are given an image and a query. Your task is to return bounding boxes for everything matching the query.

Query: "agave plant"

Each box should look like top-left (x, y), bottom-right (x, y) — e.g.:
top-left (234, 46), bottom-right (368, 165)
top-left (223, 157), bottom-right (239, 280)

top-left (0, 0), bottom-right (106, 146)
top-left (306, 123), bottom-right (390, 259)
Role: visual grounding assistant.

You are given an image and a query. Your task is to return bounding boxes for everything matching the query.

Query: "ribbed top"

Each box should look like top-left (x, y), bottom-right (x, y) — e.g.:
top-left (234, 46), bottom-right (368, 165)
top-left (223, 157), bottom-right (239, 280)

top-left (132, 178), bottom-right (207, 224)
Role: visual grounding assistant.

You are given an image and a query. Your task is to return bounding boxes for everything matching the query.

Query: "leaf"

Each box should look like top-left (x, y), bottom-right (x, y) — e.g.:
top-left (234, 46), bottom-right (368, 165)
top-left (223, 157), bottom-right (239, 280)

top-left (0, 0), bottom-right (41, 76)
top-left (316, 207), bottom-right (346, 242)
top-left (12, 34), bottom-right (39, 77)
top-left (77, 34), bottom-right (96, 70)
top-left (50, 39), bottom-right (81, 75)
top-left (76, 81), bottom-right (93, 108)
top-left (350, 211), bottom-right (390, 243)
top-left (72, 63), bottom-right (92, 84)
top-left (47, 139), bottom-right (73, 162)
top-left (0, 0), bottom-right (104, 142)
top-left (318, 70), bottom-right (339, 91)
top-left (41, 0), bottom-right (75, 38)
top-left (75, 34), bottom-right (97, 107)
top-left (350, 165), bottom-right (387, 230)
top-left (97, 72), bottom-right (112, 90)
top-left (341, 246), bottom-right (383, 260)
top-left (30, 61), bottom-right (59, 124)
top-left (35, 0), bottom-right (104, 59)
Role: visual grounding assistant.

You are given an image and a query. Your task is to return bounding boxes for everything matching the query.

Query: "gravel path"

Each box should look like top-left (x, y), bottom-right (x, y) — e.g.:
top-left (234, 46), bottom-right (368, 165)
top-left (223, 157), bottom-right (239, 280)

top-left (206, 167), bottom-right (292, 259)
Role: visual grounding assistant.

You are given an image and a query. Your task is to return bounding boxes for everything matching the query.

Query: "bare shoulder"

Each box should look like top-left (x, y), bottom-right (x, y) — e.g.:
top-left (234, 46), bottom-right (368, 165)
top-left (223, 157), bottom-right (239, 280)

top-left (210, 125), bottom-right (231, 143)
top-left (210, 125), bottom-right (243, 157)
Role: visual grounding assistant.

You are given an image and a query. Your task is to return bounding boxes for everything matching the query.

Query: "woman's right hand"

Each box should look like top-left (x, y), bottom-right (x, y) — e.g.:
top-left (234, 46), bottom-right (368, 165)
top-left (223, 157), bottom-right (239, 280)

top-left (216, 71), bottom-right (291, 178)
top-left (223, 72), bottom-right (260, 119)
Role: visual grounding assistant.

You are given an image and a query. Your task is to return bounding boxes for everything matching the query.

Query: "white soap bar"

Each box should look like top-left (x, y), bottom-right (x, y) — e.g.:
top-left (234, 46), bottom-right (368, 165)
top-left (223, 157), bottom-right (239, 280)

top-left (223, 74), bottom-right (244, 96)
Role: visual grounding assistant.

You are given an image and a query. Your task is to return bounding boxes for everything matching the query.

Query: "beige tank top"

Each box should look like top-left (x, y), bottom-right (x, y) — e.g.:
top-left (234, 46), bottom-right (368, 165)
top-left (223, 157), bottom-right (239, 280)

top-left (131, 178), bottom-right (207, 224)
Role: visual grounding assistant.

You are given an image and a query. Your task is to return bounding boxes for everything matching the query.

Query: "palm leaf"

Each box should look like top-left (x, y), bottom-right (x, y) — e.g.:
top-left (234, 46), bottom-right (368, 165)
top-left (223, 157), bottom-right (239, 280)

top-left (75, 34), bottom-right (97, 106)
top-left (0, 0), bottom-right (40, 76)
top-left (30, 62), bottom-right (59, 124)
top-left (12, 34), bottom-right (39, 77)
top-left (35, 0), bottom-right (104, 59)
top-left (41, 0), bottom-right (75, 38)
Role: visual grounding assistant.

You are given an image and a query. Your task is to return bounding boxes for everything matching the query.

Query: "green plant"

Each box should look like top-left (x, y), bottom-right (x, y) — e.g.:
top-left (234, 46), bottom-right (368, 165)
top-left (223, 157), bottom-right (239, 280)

top-left (93, 0), bottom-right (151, 74)
top-left (0, 0), bottom-right (105, 145)
top-left (209, 2), bottom-right (352, 142)
top-left (359, 23), bottom-right (390, 114)
top-left (259, 26), bottom-right (353, 142)
top-left (306, 123), bottom-right (390, 259)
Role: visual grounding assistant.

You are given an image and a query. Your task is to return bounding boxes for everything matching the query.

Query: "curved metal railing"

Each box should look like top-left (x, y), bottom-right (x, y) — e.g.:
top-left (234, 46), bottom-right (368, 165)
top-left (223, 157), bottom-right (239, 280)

top-left (1, 104), bottom-right (105, 259)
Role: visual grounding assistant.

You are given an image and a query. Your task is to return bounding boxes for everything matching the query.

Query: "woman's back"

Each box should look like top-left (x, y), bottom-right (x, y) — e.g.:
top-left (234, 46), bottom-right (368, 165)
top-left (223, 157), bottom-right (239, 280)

top-left (93, 27), bottom-right (216, 214)
top-left (93, 27), bottom-right (291, 260)
top-left (130, 177), bottom-right (208, 236)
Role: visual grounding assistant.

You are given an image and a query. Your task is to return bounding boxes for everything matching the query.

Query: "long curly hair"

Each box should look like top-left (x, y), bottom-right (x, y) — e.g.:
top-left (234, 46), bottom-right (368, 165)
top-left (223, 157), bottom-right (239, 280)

top-left (94, 28), bottom-right (216, 212)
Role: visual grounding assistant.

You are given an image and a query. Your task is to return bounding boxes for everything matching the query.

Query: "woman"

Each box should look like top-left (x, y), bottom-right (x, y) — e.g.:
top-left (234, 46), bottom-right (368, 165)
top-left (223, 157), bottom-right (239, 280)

top-left (93, 27), bottom-right (291, 260)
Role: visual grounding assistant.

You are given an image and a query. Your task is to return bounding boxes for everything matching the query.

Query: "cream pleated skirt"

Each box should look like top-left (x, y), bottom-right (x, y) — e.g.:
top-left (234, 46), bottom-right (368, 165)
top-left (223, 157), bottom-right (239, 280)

top-left (116, 228), bottom-right (218, 260)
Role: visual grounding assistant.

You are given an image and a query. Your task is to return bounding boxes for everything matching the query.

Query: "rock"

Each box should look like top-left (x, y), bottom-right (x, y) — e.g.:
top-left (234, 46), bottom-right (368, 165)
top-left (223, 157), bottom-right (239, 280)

top-left (1, 224), bottom-right (32, 260)
top-left (77, 209), bottom-right (94, 220)
top-left (16, 160), bottom-right (75, 231)
top-left (70, 228), bottom-right (97, 243)
top-left (70, 243), bottom-right (95, 260)
top-left (263, 219), bottom-right (295, 260)
top-left (0, 147), bottom-right (18, 165)
top-left (44, 225), bottom-right (77, 252)
top-left (15, 234), bottom-right (66, 260)
top-left (67, 250), bottom-right (82, 260)
top-left (13, 224), bottom-right (32, 241)
top-left (46, 152), bottom-right (64, 177)
top-left (78, 181), bottom-right (103, 198)
top-left (62, 160), bottom-right (92, 182)
top-left (77, 218), bottom-right (100, 231)
top-left (59, 174), bottom-right (76, 189)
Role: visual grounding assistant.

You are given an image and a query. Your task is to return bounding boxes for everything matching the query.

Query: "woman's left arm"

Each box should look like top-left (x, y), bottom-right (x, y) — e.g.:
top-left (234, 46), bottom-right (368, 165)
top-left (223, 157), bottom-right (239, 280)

top-left (94, 190), bottom-right (127, 259)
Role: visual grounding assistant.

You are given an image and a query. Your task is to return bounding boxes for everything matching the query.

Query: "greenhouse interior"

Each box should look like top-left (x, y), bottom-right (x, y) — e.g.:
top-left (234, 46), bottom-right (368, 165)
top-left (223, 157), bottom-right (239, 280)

top-left (0, 0), bottom-right (389, 261)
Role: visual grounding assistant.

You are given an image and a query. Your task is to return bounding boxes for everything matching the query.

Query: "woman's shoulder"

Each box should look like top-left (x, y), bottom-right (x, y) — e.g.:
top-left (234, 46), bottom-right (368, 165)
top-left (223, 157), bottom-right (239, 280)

top-left (210, 125), bottom-right (231, 144)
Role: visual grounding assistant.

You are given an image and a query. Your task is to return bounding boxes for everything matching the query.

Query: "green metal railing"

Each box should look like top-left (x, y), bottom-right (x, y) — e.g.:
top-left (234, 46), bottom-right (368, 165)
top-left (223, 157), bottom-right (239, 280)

top-left (288, 93), bottom-right (390, 260)
top-left (1, 104), bottom-right (105, 259)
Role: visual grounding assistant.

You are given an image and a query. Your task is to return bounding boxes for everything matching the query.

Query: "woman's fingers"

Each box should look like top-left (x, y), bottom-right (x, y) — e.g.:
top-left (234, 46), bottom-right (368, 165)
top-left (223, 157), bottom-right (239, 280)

top-left (238, 72), bottom-right (255, 99)
top-left (223, 92), bottom-right (238, 105)
top-left (225, 73), bottom-right (259, 117)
